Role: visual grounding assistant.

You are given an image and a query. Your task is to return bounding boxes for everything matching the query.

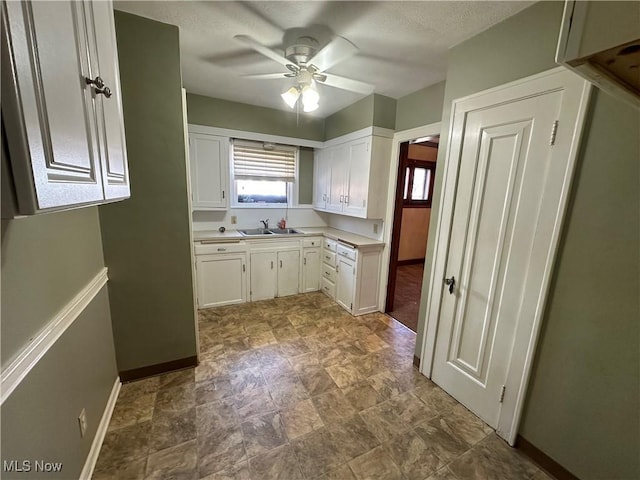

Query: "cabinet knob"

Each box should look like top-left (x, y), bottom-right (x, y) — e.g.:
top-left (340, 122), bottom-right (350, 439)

top-left (85, 76), bottom-right (112, 98)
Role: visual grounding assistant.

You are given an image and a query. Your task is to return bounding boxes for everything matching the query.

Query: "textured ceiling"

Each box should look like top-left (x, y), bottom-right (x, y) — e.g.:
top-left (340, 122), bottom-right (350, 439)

top-left (114, 1), bottom-right (534, 118)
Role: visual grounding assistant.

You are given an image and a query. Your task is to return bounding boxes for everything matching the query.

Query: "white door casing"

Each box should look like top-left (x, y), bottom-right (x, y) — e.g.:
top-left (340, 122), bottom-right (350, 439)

top-left (422, 67), bottom-right (591, 445)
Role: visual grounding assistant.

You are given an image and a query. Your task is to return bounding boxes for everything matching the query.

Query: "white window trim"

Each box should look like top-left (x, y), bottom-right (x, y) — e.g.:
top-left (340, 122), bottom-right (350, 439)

top-left (230, 141), bottom-right (300, 208)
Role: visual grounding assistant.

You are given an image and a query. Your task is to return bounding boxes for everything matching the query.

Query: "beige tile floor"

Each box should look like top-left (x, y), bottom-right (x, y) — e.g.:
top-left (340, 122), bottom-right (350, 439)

top-left (93, 292), bottom-right (551, 480)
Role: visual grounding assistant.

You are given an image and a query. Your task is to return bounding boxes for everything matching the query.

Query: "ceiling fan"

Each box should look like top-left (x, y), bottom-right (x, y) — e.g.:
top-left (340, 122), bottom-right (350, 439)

top-left (234, 33), bottom-right (375, 112)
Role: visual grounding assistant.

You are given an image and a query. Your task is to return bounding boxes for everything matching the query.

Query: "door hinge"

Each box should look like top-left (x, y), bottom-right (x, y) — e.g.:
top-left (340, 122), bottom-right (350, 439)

top-left (499, 385), bottom-right (506, 403)
top-left (549, 120), bottom-right (559, 146)
top-left (350, 302), bottom-right (353, 310)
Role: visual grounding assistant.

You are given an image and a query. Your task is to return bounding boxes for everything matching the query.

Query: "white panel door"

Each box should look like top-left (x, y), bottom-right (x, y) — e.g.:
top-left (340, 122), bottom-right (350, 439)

top-left (4, 0), bottom-right (104, 210)
top-left (302, 248), bottom-right (321, 293)
top-left (343, 138), bottom-right (370, 217)
top-left (335, 257), bottom-right (355, 312)
top-left (189, 133), bottom-right (228, 210)
top-left (432, 89), bottom-right (566, 428)
top-left (88, 0), bottom-right (130, 201)
top-left (250, 251), bottom-right (276, 301)
top-left (277, 250), bottom-right (300, 297)
top-left (197, 254), bottom-right (247, 308)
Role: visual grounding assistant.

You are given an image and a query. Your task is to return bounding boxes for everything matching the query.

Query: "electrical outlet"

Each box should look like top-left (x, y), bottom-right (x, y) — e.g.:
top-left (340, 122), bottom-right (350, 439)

top-left (231, 215), bottom-right (237, 224)
top-left (78, 409), bottom-right (87, 438)
top-left (373, 223), bottom-right (379, 234)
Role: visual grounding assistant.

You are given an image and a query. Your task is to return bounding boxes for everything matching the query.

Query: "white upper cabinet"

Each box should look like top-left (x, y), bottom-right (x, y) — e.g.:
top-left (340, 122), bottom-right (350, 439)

top-left (1, 0), bottom-right (129, 215)
top-left (313, 129), bottom-right (392, 219)
top-left (188, 132), bottom-right (229, 210)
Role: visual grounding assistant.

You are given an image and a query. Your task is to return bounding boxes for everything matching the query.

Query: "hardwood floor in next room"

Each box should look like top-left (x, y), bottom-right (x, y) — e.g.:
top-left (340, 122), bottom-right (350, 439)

top-left (93, 292), bottom-right (551, 480)
top-left (388, 263), bottom-right (425, 332)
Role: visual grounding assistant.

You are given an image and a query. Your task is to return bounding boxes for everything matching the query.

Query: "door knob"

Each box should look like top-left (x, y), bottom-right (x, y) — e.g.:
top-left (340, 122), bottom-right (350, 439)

top-left (444, 276), bottom-right (456, 294)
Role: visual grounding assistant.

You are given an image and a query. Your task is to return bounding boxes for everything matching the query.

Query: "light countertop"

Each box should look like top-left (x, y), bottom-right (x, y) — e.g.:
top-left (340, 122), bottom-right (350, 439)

top-left (193, 227), bottom-right (384, 248)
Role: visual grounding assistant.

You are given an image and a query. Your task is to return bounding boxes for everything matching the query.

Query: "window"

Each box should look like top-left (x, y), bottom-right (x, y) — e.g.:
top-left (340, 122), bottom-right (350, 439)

top-left (403, 160), bottom-right (436, 207)
top-left (232, 139), bottom-right (298, 206)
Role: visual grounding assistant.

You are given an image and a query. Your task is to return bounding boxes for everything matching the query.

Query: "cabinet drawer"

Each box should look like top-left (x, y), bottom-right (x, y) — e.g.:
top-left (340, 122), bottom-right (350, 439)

top-left (195, 243), bottom-right (247, 255)
top-left (322, 265), bottom-right (336, 282)
top-left (323, 238), bottom-right (337, 252)
top-left (337, 244), bottom-right (356, 261)
top-left (322, 250), bottom-right (336, 267)
top-left (321, 276), bottom-right (336, 298)
top-left (303, 237), bottom-right (322, 248)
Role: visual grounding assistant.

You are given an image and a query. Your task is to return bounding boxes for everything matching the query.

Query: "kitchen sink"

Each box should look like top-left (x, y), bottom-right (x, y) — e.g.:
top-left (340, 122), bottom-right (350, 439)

top-left (239, 228), bottom-right (273, 236)
top-left (268, 228), bottom-right (301, 235)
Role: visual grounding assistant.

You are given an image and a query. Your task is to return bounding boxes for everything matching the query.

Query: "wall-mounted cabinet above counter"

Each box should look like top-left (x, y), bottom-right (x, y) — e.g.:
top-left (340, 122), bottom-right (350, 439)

top-left (313, 127), bottom-right (393, 219)
top-left (2, 0), bottom-right (130, 217)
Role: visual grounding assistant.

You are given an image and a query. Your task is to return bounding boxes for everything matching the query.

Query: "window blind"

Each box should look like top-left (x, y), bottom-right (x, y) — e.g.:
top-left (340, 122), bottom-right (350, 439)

top-left (232, 139), bottom-right (297, 182)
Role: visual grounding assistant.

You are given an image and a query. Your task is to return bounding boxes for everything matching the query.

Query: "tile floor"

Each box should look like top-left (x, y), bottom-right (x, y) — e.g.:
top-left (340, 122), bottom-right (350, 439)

top-left (93, 292), bottom-right (551, 480)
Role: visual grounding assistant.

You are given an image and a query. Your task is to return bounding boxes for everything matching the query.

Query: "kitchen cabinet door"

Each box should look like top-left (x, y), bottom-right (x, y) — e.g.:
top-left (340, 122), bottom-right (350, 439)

top-left (2, 0), bottom-right (130, 215)
top-left (313, 149), bottom-right (330, 210)
top-left (90, 0), bottom-right (129, 201)
top-left (302, 248), bottom-right (321, 293)
top-left (189, 133), bottom-right (229, 210)
top-left (250, 251), bottom-right (276, 301)
top-left (197, 253), bottom-right (247, 308)
top-left (343, 138), bottom-right (370, 218)
top-left (326, 145), bottom-right (348, 213)
top-left (277, 250), bottom-right (300, 297)
top-left (335, 256), bottom-right (355, 312)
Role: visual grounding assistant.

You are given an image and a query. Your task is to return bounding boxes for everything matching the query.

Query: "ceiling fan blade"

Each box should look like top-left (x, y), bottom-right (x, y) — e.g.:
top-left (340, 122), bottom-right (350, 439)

top-left (234, 34), bottom-right (291, 68)
top-left (308, 36), bottom-right (358, 72)
top-left (242, 73), bottom-right (287, 80)
top-left (320, 73), bottom-right (375, 95)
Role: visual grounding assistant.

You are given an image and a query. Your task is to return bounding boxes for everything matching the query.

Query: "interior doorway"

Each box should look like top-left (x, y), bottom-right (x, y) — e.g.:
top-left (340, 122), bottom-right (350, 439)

top-left (385, 136), bottom-right (439, 331)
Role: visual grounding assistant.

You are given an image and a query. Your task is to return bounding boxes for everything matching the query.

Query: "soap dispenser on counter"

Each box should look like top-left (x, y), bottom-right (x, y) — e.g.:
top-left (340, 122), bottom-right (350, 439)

top-left (277, 218), bottom-right (286, 229)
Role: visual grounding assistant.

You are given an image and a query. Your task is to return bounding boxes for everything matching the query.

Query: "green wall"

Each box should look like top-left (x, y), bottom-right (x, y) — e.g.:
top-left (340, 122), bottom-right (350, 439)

top-left (100, 11), bottom-right (197, 372)
top-left (521, 89), bottom-right (639, 480)
top-left (298, 147), bottom-right (314, 205)
top-left (1, 289), bottom-right (118, 479)
top-left (1, 208), bottom-right (105, 367)
top-left (416, 2), bottom-right (639, 478)
top-left (186, 93), bottom-right (325, 141)
top-left (324, 94), bottom-right (397, 140)
top-left (395, 81), bottom-right (446, 131)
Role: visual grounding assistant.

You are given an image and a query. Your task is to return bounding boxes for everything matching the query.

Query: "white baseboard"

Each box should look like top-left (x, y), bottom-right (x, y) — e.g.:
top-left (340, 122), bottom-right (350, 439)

top-left (1, 268), bottom-right (109, 404)
top-left (80, 377), bottom-right (121, 480)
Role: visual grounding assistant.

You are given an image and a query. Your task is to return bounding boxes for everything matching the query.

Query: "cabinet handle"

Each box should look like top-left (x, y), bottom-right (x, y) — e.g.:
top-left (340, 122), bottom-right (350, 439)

top-left (304, 258), bottom-right (307, 265)
top-left (336, 265), bottom-right (339, 273)
top-left (85, 76), bottom-right (112, 98)
top-left (280, 260), bottom-right (283, 268)
top-left (344, 195), bottom-right (349, 205)
top-left (222, 190), bottom-right (225, 199)
top-left (242, 264), bottom-right (245, 272)
top-left (340, 195), bottom-right (344, 203)
top-left (271, 261), bottom-right (274, 269)
top-left (217, 248), bottom-right (226, 252)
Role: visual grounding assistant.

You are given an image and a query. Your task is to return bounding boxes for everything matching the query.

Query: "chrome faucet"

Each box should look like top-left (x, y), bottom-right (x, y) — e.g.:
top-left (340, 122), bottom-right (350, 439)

top-left (260, 218), bottom-right (269, 229)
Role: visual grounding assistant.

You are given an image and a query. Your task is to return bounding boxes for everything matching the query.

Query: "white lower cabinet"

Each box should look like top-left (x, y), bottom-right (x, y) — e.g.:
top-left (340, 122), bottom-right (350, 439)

top-left (194, 235), bottom-right (381, 314)
top-left (250, 251), bottom-right (277, 301)
top-left (196, 253), bottom-right (247, 308)
top-left (277, 250), bottom-right (300, 297)
top-left (335, 255), bottom-right (355, 311)
top-left (249, 245), bottom-right (301, 301)
top-left (302, 247), bottom-right (321, 293)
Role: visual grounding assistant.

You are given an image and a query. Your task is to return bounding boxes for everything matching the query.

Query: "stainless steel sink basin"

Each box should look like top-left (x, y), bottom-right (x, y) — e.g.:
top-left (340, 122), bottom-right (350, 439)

top-left (268, 228), bottom-right (301, 235)
top-left (239, 228), bottom-right (273, 236)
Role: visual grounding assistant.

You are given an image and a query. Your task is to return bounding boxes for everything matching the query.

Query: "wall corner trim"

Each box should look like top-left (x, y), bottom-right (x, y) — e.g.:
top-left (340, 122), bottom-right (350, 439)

top-left (1, 267), bottom-right (109, 404)
top-left (80, 377), bottom-right (121, 480)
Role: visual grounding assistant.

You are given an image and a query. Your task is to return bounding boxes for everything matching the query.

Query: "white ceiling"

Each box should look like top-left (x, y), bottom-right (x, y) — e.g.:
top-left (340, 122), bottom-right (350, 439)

top-left (114, 1), bottom-right (534, 118)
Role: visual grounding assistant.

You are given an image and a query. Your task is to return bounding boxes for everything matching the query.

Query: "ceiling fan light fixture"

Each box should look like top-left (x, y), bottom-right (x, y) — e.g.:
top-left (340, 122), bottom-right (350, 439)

top-left (302, 100), bottom-right (319, 112)
top-left (281, 86), bottom-right (300, 109)
top-left (301, 84), bottom-right (319, 105)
